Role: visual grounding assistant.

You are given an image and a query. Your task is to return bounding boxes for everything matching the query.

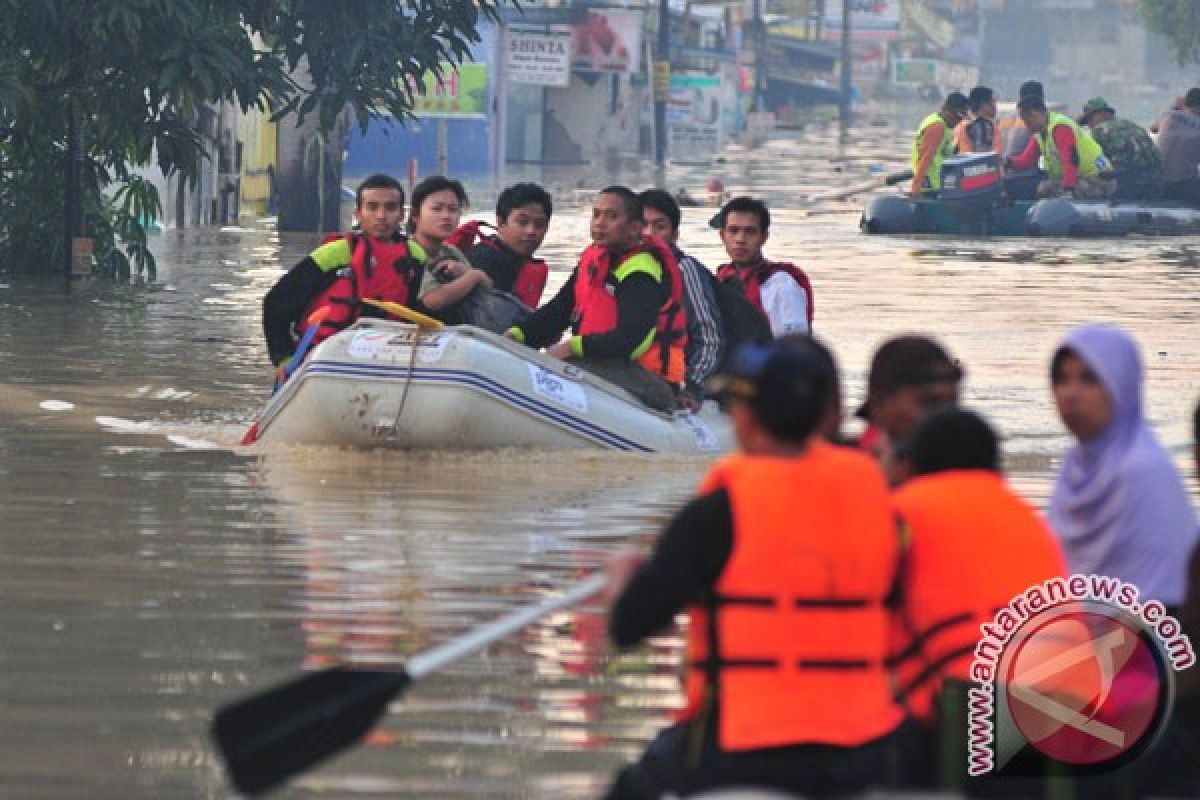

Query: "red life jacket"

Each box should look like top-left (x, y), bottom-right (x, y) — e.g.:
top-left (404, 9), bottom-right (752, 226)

top-left (571, 235), bottom-right (687, 384)
top-left (444, 220), bottom-right (549, 308)
top-left (302, 233), bottom-right (423, 348)
top-left (716, 260), bottom-right (815, 328)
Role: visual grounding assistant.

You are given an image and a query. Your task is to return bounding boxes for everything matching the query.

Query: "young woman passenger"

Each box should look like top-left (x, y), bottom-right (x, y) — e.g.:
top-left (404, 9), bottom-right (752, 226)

top-left (407, 176), bottom-right (492, 320)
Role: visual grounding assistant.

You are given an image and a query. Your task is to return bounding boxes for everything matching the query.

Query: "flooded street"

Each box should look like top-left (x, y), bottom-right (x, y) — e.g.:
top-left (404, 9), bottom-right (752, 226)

top-left (2, 128), bottom-right (1199, 798)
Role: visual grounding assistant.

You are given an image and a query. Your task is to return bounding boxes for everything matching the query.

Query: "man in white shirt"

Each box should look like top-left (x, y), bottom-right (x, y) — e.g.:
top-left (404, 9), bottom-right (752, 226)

top-left (713, 196), bottom-right (813, 337)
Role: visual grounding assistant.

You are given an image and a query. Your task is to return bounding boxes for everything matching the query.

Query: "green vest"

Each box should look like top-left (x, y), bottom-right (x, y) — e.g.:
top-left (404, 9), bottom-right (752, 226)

top-left (1038, 112), bottom-right (1112, 179)
top-left (911, 112), bottom-right (956, 190)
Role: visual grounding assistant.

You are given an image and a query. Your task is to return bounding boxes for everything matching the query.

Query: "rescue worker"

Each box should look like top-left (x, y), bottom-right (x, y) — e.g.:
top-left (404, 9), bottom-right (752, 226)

top-left (955, 86), bottom-right (997, 154)
top-left (444, 182), bottom-right (552, 309)
top-left (408, 176), bottom-right (495, 325)
top-left (857, 335), bottom-right (963, 486)
top-left (1077, 96), bottom-right (1162, 201)
top-left (261, 173), bottom-right (426, 381)
top-left (714, 196), bottom-right (813, 337)
top-left (604, 340), bottom-right (911, 799)
top-left (998, 80), bottom-right (1043, 161)
top-left (888, 408), bottom-right (1067, 788)
top-left (1008, 95), bottom-right (1116, 200)
top-left (506, 186), bottom-right (685, 412)
top-left (1156, 88), bottom-right (1200, 206)
top-left (910, 92), bottom-right (969, 196)
top-left (638, 188), bottom-right (723, 410)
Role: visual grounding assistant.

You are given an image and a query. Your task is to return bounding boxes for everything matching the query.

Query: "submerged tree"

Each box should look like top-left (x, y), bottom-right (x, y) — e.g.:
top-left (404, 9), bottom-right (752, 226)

top-left (0, 0), bottom-right (499, 279)
top-left (1139, 0), bottom-right (1200, 66)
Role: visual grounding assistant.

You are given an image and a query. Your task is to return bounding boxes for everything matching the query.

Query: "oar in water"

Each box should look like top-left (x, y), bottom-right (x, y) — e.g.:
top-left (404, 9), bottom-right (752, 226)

top-left (211, 572), bottom-right (608, 796)
top-left (805, 169), bottom-right (914, 204)
top-left (240, 306), bottom-right (331, 445)
top-left (360, 297), bottom-right (444, 329)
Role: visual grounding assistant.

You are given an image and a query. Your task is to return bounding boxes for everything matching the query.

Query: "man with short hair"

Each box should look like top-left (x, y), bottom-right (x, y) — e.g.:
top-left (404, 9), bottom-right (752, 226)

top-left (507, 186), bottom-right (686, 411)
top-left (1156, 88), bottom-right (1200, 206)
top-left (714, 196), bottom-right (813, 338)
top-left (889, 408), bottom-right (1068, 790)
top-left (262, 173), bottom-right (426, 382)
top-left (446, 182), bottom-right (553, 309)
top-left (955, 86), bottom-right (997, 154)
top-left (910, 92), bottom-right (969, 196)
top-left (1009, 94), bottom-right (1115, 199)
top-left (638, 188), bottom-right (723, 410)
top-left (1078, 96), bottom-right (1162, 201)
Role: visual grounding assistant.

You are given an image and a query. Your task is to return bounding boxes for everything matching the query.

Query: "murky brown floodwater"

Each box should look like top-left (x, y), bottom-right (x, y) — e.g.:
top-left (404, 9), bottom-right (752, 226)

top-left (2, 126), bottom-right (1198, 799)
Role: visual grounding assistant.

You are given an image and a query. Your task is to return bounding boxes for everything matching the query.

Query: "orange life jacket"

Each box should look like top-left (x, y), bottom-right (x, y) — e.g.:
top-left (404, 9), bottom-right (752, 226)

top-left (302, 233), bottom-right (423, 348)
top-left (716, 260), bottom-right (815, 328)
top-left (889, 470), bottom-right (1068, 722)
top-left (571, 235), bottom-right (687, 384)
top-left (683, 444), bottom-right (906, 751)
top-left (445, 220), bottom-right (549, 308)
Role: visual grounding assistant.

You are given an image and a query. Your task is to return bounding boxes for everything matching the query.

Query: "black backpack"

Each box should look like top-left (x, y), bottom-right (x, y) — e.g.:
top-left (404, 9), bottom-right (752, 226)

top-left (708, 270), bottom-right (773, 370)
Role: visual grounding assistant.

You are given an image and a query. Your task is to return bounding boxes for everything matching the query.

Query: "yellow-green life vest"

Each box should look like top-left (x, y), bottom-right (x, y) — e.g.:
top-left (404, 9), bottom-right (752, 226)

top-left (1038, 112), bottom-right (1112, 179)
top-left (911, 112), bottom-right (956, 190)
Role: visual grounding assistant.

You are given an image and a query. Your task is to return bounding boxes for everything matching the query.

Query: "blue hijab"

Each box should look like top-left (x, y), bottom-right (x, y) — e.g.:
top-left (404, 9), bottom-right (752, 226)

top-left (1048, 324), bottom-right (1198, 605)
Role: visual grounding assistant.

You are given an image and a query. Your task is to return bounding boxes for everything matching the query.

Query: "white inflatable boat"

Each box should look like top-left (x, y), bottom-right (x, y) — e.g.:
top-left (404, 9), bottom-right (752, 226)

top-left (245, 319), bottom-right (733, 453)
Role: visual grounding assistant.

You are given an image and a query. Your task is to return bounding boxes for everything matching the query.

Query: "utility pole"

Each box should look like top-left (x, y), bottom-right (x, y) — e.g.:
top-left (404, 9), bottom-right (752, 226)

top-left (753, 0), bottom-right (765, 112)
top-left (64, 105), bottom-right (87, 279)
top-left (654, 0), bottom-right (669, 171)
top-left (838, 0), bottom-right (852, 148)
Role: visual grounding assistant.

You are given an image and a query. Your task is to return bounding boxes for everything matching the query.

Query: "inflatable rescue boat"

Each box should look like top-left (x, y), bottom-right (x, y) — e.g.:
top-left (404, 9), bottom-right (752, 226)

top-left (861, 153), bottom-right (1200, 237)
top-left (244, 319), bottom-right (732, 453)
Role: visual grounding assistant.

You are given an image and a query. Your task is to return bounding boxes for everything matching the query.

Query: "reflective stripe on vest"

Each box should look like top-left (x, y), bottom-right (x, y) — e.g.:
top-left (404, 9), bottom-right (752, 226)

top-left (303, 234), bottom-right (422, 348)
top-left (571, 235), bottom-right (687, 384)
top-left (715, 260), bottom-right (814, 329)
top-left (889, 470), bottom-right (1068, 722)
top-left (683, 445), bottom-right (905, 750)
top-left (1038, 112), bottom-right (1112, 179)
top-left (912, 112), bottom-right (956, 190)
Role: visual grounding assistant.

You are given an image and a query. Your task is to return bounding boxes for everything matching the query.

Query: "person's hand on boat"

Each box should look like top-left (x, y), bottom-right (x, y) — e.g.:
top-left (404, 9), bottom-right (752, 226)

top-left (274, 357), bottom-right (291, 385)
top-left (546, 340), bottom-right (574, 359)
top-left (676, 386), bottom-right (702, 412)
top-left (602, 549), bottom-right (645, 608)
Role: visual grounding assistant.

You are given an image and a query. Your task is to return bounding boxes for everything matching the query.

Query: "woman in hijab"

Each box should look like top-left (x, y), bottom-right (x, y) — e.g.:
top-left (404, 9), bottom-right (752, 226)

top-left (1048, 324), bottom-right (1198, 608)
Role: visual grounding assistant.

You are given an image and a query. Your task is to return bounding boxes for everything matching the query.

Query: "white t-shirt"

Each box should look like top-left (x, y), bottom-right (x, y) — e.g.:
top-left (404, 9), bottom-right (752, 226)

top-left (760, 271), bottom-right (810, 337)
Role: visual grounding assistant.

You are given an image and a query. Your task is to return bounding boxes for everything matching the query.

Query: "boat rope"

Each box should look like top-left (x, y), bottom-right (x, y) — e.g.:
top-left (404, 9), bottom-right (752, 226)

top-left (389, 326), bottom-right (421, 438)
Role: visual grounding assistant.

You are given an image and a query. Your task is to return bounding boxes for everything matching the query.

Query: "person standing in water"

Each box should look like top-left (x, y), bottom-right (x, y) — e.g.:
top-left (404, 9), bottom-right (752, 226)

top-left (1048, 323), bottom-right (1198, 608)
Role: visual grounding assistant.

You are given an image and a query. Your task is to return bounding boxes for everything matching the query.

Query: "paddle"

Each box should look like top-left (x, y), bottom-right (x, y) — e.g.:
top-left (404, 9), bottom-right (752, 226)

top-left (211, 571), bottom-right (608, 796)
top-left (805, 169), bottom-right (914, 204)
top-left (277, 306), bottom-right (333, 389)
top-left (361, 297), bottom-right (444, 329)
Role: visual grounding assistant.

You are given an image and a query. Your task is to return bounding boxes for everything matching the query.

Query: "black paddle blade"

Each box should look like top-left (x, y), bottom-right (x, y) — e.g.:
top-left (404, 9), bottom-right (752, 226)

top-left (211, 666), bottom-right (410, 796)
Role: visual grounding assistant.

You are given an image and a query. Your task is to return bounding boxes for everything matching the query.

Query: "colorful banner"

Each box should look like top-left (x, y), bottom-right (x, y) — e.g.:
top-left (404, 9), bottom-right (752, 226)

top-left (412, 64), bottom-right (489, 119)
top-left (570, 10), bottom-right (643, 74)
top-left (507, 29), bottom-right (571, 87)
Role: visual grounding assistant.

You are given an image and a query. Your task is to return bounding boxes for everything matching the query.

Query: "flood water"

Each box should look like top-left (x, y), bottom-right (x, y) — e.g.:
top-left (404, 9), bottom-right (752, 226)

top-left (2, 127), bottom-right (1199, 799)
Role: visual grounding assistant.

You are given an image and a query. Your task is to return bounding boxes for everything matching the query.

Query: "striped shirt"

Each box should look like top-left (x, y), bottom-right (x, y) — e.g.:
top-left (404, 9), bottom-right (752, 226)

top-left (673, 245), bottom-right (723, 396)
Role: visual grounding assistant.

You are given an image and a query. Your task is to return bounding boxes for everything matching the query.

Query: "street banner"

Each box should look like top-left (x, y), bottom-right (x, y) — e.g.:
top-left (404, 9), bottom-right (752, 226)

top-left (507, 29), bottom-right (571, 87)
top-left (571, 9), bottom-right (643, 74)
top-left (668, 74), bottom-right (722, 162)
top-left (412, 64), bottom-right (489, 119)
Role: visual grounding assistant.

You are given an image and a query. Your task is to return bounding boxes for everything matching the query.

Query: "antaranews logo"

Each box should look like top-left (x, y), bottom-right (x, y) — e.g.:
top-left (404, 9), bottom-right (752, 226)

top-left (967, 574), bottom-right (1195, 777)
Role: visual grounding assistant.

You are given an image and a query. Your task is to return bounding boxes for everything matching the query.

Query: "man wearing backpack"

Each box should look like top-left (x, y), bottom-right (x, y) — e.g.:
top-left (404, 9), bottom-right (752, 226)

top-left (713, 196), bottom-right (814, 338)
top-left (639, 189), bottom-right (724, 410)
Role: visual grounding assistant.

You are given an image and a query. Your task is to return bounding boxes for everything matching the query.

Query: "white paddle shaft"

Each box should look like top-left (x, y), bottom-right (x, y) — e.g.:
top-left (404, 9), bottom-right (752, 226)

top-left (406, 572), bottom-right (609, 680)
